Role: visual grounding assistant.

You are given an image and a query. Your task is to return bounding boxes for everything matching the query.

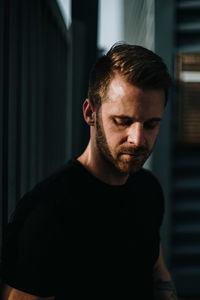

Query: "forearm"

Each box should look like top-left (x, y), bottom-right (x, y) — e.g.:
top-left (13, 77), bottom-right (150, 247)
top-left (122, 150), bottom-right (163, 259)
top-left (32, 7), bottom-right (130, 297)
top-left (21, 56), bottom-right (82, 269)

top-left (153, 245), bottom-right (178, 299)
top-left (153, 279), bottom-right (178, 300)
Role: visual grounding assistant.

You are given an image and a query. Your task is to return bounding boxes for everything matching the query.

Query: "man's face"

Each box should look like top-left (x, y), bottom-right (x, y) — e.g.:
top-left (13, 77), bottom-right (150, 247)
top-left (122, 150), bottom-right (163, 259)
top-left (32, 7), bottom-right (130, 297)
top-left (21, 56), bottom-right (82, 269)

top-left (95, 73), bottom-right (165, 175)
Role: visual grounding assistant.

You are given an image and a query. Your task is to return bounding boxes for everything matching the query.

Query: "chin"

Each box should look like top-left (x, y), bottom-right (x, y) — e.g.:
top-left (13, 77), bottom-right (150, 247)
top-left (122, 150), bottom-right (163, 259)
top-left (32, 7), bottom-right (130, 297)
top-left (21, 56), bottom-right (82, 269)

top-left (117, 157), bottom-right (147, 174)
top-left (116, 162), bottom-right (142, 175)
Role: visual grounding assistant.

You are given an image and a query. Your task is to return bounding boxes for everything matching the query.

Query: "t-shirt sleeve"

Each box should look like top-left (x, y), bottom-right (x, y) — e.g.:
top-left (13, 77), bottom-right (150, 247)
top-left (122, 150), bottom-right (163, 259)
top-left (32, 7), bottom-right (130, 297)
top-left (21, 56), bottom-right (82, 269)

top-left (148, 171), bottom-right (165, 264)
top-left (152, 174), bottom-right (165, 228)
top-left (137, 169), bottom-right (165, 265)
top-left (0, 193), bottom-right (57, 297)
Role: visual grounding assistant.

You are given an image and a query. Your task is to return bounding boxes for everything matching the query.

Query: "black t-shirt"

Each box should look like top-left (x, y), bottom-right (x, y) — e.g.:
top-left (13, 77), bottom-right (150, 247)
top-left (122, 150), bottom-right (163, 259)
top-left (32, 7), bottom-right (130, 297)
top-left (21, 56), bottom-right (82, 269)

top-left (1, 159), bottom-right (164, 299)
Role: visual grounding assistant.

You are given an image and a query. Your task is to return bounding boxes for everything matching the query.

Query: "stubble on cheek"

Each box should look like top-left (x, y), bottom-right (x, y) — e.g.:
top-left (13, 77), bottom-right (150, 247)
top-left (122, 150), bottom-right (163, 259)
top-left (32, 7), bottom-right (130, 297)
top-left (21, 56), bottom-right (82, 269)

top-left (96, 114), bottom-right (114, 162)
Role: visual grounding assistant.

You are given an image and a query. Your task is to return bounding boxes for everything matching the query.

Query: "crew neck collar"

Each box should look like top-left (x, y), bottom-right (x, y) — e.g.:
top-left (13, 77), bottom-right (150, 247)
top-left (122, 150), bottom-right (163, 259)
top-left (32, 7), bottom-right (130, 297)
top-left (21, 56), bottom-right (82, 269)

top-left (72, 158), bottom-right (133, 189)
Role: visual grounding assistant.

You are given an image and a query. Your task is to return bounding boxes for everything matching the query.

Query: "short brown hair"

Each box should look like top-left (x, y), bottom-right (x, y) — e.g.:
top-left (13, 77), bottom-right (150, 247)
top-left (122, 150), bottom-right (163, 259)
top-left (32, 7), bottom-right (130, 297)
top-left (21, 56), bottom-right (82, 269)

top-left (88, 43), bottom-right (172, 109)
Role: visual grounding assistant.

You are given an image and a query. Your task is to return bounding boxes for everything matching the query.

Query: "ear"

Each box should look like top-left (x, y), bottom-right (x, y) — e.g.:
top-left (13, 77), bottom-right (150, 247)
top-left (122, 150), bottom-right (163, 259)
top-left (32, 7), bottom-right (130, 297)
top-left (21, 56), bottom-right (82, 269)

top-left (82, 99), bottom-right (95, 126)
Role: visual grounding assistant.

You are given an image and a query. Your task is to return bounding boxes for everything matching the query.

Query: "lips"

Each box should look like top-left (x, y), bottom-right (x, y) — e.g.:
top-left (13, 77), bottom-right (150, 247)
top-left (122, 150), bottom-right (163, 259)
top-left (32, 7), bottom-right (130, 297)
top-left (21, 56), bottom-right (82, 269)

top-left (121, 151), bottom-right (147, 157)
top-left (117, 145), bottom-right (150, 162)
top-left (120, 153), bottom-right (143, 160)
top-left (119, 150), bottom-right (149, 162)
top-left (121, 153), bottom-right (137, 157)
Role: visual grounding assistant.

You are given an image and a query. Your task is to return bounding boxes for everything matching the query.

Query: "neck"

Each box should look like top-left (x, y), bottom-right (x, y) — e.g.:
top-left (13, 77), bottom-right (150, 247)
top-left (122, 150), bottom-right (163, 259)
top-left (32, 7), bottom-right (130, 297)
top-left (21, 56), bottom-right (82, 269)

top-left (77, 140), bottom-right (129, 186)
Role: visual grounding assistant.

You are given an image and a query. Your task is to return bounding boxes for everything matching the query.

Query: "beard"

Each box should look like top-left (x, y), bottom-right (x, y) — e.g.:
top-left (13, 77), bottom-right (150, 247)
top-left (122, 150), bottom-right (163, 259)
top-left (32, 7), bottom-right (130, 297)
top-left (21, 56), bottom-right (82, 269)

top-left (95, 111), bottom-right (151, 175)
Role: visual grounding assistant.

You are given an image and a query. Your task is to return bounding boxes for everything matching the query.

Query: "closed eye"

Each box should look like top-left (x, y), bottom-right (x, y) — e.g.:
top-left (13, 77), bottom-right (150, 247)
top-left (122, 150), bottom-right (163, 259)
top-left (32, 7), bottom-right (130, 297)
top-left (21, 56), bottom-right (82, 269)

top-left (113, 118), bottom-right (132, 127)
top-left (144, 119), bottom-right (161, 130)
top-left (112, 116), bottom-right (162, 129)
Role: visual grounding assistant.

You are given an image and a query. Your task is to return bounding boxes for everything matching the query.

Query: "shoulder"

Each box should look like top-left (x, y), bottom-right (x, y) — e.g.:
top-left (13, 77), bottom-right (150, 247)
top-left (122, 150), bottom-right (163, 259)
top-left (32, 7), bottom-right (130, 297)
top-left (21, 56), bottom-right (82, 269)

top-left (10, 159), bottom-right (80, 224)
top-left (3, 159), bottom-right (81, 257)
top-left (1, 160), bottom-right (80, 296)
top-left (28, 159), bottom-right (80, 201)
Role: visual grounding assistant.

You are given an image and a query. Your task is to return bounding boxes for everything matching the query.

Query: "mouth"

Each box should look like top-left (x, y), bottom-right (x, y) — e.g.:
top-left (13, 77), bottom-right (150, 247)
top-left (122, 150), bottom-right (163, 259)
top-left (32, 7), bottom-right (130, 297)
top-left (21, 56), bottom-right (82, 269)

top-left (120, 153), bottom-right (139, 159)
top-left (120, 151), bottom-right (148, 159)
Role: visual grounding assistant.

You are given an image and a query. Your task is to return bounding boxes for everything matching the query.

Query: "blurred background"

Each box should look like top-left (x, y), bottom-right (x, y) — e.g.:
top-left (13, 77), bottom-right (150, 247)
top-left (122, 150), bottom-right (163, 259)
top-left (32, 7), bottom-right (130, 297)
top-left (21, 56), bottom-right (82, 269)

top-left (0, 0), bottom-right (200, 298)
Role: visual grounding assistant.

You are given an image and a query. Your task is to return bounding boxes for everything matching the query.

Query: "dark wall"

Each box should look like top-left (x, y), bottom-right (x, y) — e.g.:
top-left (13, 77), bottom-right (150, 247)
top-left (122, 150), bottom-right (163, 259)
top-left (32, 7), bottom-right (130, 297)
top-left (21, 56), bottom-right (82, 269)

top-left (0, 0), bottom-right (99, 259)
top-left (71, 0), bottom-right (99, 156)
top-left (0, 0), bottom-right (70, 252)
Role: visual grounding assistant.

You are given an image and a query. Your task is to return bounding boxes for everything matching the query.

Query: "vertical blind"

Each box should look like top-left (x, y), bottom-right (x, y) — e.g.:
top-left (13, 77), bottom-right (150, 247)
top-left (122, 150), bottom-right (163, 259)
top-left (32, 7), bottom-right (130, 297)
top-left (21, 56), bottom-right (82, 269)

top-left (0, 0), bottom-right (70, 254)
top-left (171, 0), bottom-right (200, 296)
top-left (0, 0), bottom-right (99, 262)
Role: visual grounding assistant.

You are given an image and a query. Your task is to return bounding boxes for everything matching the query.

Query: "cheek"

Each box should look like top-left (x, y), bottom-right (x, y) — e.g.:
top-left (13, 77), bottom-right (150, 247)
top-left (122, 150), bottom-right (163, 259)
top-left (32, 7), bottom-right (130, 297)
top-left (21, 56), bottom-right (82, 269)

top-left (106, 130), bottom-right (123, 147)
top-left (104, 125), bottom-right (125, 149)
top-left (146, 129), bottom-right (160, 148)
top-left (101, 118), bottom-right (121, 141)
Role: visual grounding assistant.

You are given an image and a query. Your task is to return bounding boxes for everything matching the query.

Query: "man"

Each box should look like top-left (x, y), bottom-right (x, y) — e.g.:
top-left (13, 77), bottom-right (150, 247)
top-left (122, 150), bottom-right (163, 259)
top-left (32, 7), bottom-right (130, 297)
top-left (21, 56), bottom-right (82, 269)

top-left (1, 43), bottom-right (177, 299)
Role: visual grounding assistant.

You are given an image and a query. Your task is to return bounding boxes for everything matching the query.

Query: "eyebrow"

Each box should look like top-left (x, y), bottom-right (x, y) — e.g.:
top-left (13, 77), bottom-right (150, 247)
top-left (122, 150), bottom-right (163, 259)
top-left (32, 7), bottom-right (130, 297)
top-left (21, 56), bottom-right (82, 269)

top-left (113, 115), bottom-right (162, 122)
top-left (144, 117), bottom-right (162, 123)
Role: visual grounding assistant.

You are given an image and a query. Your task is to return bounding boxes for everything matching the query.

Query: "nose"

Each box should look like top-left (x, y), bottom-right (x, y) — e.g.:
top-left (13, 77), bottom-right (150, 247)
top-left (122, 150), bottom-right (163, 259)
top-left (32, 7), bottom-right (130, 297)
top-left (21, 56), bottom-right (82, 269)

top-left (127, 122), bottom-right (146, 147)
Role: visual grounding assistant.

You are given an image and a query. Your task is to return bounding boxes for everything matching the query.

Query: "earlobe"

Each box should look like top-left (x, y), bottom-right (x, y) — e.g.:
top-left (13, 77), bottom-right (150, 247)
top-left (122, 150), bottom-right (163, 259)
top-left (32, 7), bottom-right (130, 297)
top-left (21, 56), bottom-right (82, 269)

top-left (83, 99), bottom-right (95, 126)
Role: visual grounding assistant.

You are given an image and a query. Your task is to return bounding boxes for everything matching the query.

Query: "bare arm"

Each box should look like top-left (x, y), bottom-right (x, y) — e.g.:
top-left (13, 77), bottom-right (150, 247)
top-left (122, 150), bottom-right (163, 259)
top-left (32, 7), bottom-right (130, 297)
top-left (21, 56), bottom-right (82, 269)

top-left (1, 284), bottom-right (55, 300)
top-left (153, 245), bottom-right (178, 300)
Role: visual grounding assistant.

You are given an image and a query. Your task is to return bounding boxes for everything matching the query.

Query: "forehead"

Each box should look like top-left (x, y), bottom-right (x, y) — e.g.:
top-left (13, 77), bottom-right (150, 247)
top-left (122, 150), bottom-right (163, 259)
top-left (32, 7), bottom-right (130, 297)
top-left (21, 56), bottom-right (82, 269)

top-left (103, 74), bottom-right (165, 119)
